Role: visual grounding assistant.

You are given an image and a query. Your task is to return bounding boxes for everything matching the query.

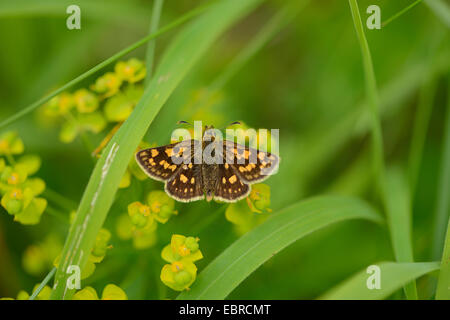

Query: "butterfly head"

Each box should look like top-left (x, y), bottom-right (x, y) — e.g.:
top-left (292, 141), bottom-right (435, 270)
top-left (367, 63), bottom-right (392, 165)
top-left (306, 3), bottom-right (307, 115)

top-left (203, 125), bottom-right (217, 141)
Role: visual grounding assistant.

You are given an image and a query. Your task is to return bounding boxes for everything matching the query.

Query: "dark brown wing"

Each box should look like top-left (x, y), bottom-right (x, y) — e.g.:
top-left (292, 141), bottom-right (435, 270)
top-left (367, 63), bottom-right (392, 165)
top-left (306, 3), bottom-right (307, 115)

top-left (223, 140), bottom-right (279, 184)
top-left (165, 163), bottom-right (204, 202)
top-left (214, 163), bottom-right (250, 203)
top-left (135, 140), bottom-right (198, 182)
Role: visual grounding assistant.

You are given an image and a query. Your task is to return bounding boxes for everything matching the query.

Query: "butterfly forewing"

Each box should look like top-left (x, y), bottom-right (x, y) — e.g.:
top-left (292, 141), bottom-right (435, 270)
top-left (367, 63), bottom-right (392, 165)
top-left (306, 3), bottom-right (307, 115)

top-left (214, 163), bottom-right (250, 202)
top-left (223, 140), bottom-right (279, 184)
top-left (135, 140), bottom-right (198, 182)
top-left (165, 163), bottom-right (204, 202)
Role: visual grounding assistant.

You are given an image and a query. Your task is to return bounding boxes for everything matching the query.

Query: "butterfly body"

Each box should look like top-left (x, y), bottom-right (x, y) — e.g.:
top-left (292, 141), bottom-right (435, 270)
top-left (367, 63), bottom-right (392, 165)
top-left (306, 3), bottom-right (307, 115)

top-left (136, 125), bottom-right (279, 203)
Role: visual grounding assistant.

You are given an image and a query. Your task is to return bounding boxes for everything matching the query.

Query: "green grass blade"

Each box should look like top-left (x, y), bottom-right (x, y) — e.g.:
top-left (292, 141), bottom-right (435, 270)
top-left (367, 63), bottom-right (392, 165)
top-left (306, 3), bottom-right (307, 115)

top-left (0, 0), bottom-right (151, 27)
top-left (436, 220), bottom-right (450, 299)
top-left (382, 0), bottom-right (423, 28)
top-left (408, 30), bottom-right (445, 197)
top-left (434, 80), bottom-right (450, 299)
top-left (145, 0), bottom-right (164, 84)
top-left (348, 0), bottom-right (387, 204)
top-left (320, 262), bottom-right (440, 300)
top-left (177, 196), bottom-right (383, 300)
top-left (29, 267), bottom-right (57, 300)
top-left (49, 0), bottom-right (264, 300)
top-left (432, 78), bottom-right (450, 260)
top-left (349, 0), bottom-right (418, 299)
top-left (408, 78), bottom-right (438, 197)
top-left (385, 167), bottom-right (418, 299)
top-left (0, 2), bottom-right (211, 130)
top-left (424, 0), bottom-right (450, 28)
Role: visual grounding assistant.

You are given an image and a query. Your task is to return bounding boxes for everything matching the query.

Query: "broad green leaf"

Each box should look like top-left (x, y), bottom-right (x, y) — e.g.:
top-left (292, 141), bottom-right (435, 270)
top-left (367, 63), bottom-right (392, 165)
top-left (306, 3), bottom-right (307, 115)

top-left (177, 196), bottom-right (383, 300)
top-left (50, 0), bottom-right (264, 300)
top-left (320, 262), bottom-right (439, 300)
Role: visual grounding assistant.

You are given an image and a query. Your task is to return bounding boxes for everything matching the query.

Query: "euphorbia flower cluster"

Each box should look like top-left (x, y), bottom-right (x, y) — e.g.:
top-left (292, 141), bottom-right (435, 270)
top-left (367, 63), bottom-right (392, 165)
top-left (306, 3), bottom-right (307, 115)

top-left (0, 131), bottom-right (47, 225)
top-left (160, 234), bottom-right (203, 291)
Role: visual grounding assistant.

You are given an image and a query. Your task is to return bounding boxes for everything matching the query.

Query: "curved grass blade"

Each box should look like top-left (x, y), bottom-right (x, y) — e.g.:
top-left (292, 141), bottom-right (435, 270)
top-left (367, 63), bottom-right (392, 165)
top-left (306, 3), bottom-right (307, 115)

top-left (0, 2), bottom-right (212, 130)
top-left (177, 196), bottom-right (383, 300)
top-left (320, 262), bottom-right (440, 300)
top-left (382, 0), bottom-right (423, 28)
top-left (0, 0), bottom-right (151, 27)
top-left (348, 0), bottom-right (386, 204)
top-left (145, 0), bottom-right (164, 84)
top-left (424, 0), bottom-right (450, 28)
top-left (435, 79), bottom-right (450, 299)
top-left (385, 168), bottom-right (417, 299)
top-left (50, 0), bottom-right (264, 300)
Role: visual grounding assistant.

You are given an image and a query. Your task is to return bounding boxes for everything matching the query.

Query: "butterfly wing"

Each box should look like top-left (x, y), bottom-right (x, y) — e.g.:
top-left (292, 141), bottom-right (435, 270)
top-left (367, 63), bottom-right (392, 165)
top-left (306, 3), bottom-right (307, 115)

top-left (223, 140), bottom-right (280, 184)
top-left (165, 163), bottom-right (204, 202)
top-left (135, 140), bottom-right (198, 182)
top-left (214, 163), bottom-right (250, 202)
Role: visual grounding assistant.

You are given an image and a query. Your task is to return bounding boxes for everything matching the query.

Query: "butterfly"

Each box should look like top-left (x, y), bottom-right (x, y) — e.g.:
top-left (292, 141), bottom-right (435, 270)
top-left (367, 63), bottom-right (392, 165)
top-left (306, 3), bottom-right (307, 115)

top-left (135, 125), bottom-right (279, 203)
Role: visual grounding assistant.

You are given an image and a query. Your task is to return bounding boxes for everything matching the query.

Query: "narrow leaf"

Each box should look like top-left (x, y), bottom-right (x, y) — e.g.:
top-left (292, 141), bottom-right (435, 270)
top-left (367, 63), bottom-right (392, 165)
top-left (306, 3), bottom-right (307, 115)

top-left (178, 196), bottom-right (383, 300)
top-left (320, 262), bottom-right (440, 300)
top-left (385, 167), bottom-right (418, 299)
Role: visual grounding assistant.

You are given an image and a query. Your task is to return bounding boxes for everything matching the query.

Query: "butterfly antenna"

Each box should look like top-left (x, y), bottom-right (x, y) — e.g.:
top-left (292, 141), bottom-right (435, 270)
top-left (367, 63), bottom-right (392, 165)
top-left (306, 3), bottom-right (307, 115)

top-left (177, 120), bottom-right (193, 127)
top-left (219, 121), bottom-right (241, 130)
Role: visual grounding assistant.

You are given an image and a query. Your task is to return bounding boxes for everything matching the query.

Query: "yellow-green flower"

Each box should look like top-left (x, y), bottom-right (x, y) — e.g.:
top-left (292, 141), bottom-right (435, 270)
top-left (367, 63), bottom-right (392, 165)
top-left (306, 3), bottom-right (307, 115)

top-left (77, 111), bottom-right (107, 134)
top-left (116, 212), bottom-right (157, 250)
top-left (43, 92), bottom-right (75, 116)
top-left (160, 260), bottom-right (198, 291)
top-left (1, 187), bottom-right (47, 224)
top-left (53, 228), bottom-right (111, 279)
top-left (104, 85), bottom-right (143, 123)
top-left (160, 235), bottom-right (203, 291)
top-left (91, 228), bottom-right (112, 261)
top-left (91, 72), bottom-right (122, 98)
top-left (147, 190), bottom-right (178, 223)
top-left (22, 245), bottom-right (47, 275)
top-left (225, 185), bottom-right (272, 235)
top-left (72, 286), bottom-right (99, 300)
top-left (101, 284), bottom-right (128, 300)
top-left (246, 183), bottom-right (272, 213)
top-left (115, 58), bottom-right (146, 83)
top-left (128, 201), bottom-right (154, 229)
top-left (161, 234), bottom-right (203, 263)
top-left (0, 131), bottom-right (24, 155)
top-left (22, 234), bottom-right (63, 276)
top-left (73, 284), bottom-right (128, 300)
top-left (2, 284), bottom-right (52, 300)
top-left (73, 88), bottom-right (99, 113)
top-left (1, 165), bottom-right (28, 187)
top-left (16, 154), bottom-right (41, 175)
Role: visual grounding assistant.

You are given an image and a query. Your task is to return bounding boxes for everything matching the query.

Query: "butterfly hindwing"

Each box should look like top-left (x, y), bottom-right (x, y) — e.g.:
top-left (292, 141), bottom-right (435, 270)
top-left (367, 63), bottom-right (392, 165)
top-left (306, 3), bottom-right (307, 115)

top-left (135, 140), bottom-right (197, 182)
top-left (214, 163), bottom-right (250, 202)
top-left (223, 140), bottom-right (279, 184)
top-left (165, 163), bottom-right (204, 202)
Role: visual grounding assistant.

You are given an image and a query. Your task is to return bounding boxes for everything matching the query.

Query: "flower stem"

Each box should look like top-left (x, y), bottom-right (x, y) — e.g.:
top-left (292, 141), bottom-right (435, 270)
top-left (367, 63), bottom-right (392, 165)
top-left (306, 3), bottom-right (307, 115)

top-left (29, 267), bottom-right (57, 300)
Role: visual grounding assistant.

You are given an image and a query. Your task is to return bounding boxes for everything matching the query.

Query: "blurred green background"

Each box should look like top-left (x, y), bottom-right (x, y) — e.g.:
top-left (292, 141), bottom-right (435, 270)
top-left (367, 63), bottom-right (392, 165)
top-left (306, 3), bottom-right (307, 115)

top-left (0, 0), bottom-right (449, 299)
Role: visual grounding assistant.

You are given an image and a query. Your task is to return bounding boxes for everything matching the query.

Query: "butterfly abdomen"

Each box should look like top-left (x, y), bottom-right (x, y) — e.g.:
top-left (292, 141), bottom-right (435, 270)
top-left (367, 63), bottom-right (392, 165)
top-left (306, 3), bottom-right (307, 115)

top-left (201, 163), bottom-right (219, 201)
